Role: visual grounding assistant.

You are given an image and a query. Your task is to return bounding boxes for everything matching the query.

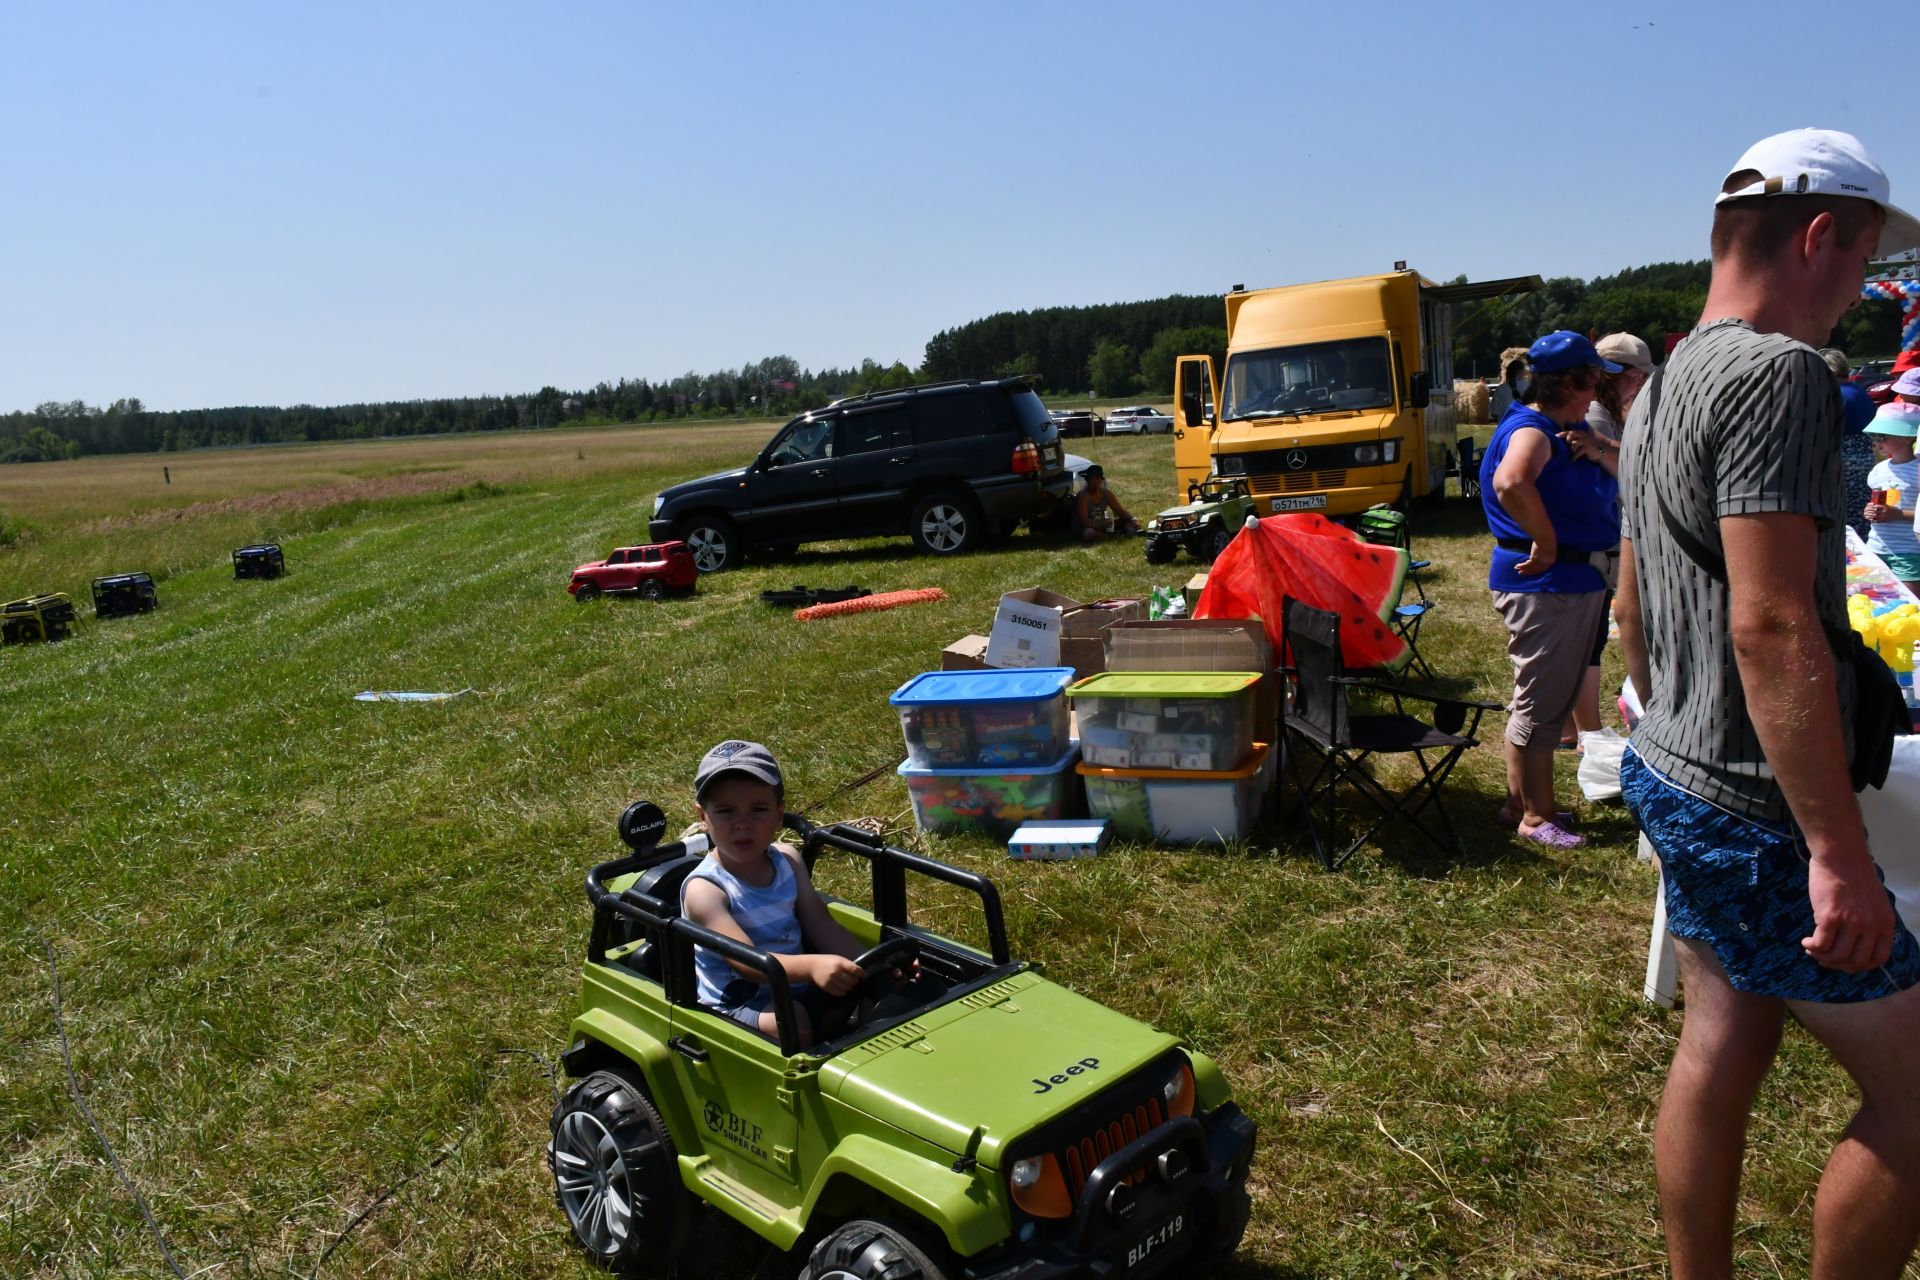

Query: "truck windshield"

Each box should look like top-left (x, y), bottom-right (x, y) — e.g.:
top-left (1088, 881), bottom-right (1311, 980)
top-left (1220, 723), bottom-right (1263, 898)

top-left (1222, 337), bottom-right (1395, 420)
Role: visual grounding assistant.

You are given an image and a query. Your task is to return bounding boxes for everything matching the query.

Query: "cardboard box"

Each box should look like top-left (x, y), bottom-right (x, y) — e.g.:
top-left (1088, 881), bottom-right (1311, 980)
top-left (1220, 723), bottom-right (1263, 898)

top-left (1183, 573), bottom-right (1209, 614)
top-left (1104, 618), bottom-right (1279, 742)
top-left (1007, 819), bottom-right (1111, 861)
top-left (941, 634), bottom-right (992, 671)
top-left (985, 589), bottom-right (1146, 671)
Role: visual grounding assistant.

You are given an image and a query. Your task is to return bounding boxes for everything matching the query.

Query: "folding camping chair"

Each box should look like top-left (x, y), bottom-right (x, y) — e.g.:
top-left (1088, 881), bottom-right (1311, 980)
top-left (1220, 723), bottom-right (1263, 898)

top-left (1354, 507), bottom-right (1435, 680)
top-left (1456, 438), bottom-right (1480, 502)
top-left (1278, 598), bottom-right (1498, 869)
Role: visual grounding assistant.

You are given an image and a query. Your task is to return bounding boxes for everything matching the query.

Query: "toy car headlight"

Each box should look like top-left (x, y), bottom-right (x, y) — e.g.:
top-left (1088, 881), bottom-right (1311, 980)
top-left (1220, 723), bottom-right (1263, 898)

top-left (1352, 443), bottom-right (1381, 465)
top-left (1162, 1060), bottom-right (1196, 1118)
top-left (1009, 1153), bottom-right (1071, 1218)
top-left (1011, 1156), bottom-right (1044, 1189)
top-left (1215, 455), bottom-right (1246, 476)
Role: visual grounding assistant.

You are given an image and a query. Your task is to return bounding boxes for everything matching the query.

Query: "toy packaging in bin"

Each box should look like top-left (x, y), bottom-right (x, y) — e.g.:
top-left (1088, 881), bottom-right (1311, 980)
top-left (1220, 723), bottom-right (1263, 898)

top-left (889, 667), bottom-right (1074, 769)
top-left (898, 745), bottom-right (1081, 838)
top-left (1079, 743), bottom-right (1274, 844)
top-left (1067, 671), bottom-right (1260, 771)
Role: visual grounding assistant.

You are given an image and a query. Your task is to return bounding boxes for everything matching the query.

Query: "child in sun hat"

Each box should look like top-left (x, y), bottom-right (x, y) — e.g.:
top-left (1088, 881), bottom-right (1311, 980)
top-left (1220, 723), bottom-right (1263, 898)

top-left (1864, 402), bottom-right (1920, 592)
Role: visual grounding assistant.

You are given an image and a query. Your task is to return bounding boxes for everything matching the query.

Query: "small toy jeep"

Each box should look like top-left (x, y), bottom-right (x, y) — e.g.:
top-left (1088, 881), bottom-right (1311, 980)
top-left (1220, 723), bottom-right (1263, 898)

top-left (569, 542), bottom-right (698, 602)
top-left (1143, 478), bottom-right (1255, 565)
top-left (233, 544), bottom-right (286, 579)
top-left (549, 802), bottom-right (1255, 1279)
top-left (1, 594), bottom-right (78, 644)
top-left (91, 572), bottom-right (158, 619)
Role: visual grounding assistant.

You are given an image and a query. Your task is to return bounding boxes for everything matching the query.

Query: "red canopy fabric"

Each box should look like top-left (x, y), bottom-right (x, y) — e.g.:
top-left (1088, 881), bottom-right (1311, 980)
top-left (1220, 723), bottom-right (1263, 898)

top-left (1193, 514), bottom-right (1409, 670)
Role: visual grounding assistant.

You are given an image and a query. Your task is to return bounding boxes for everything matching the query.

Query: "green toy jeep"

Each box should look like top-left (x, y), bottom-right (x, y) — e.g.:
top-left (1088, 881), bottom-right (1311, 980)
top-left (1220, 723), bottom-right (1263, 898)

top-left (1143, 478), bottom-right (1256, 566)
top-left (549, 802), bottom-right (1255, 1278)
top-left (1, 593), bottom-right (78, 644)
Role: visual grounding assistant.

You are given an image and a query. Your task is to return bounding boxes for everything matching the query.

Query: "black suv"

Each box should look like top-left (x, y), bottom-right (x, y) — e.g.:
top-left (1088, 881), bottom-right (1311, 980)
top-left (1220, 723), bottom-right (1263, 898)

top-left (649, 378), bottom-right (1073, 571)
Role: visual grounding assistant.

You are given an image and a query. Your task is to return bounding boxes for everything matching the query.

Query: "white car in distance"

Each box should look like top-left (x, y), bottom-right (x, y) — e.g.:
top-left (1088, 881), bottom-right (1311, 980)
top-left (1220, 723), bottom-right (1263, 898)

top-left (1105, 405), bottom-right (1174, 435)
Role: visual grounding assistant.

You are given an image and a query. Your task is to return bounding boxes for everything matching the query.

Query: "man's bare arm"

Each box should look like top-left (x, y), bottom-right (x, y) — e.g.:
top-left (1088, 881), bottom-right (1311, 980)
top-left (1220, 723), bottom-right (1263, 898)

top-left (1722, 512), bottom-right (1892, 972)
top-left (1613, 538), bottom-right (1653, 706)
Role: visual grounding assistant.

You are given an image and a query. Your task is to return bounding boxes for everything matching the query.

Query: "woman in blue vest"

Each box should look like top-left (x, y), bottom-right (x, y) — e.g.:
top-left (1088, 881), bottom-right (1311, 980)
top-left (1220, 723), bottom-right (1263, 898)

top-left (1478, 331), bottom-right (1622, 848)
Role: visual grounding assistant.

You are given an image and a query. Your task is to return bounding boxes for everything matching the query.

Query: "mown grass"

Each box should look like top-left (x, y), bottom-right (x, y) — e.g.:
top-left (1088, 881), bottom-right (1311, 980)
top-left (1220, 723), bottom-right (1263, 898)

top-left (0, 423), bottom-right (1896, 1278)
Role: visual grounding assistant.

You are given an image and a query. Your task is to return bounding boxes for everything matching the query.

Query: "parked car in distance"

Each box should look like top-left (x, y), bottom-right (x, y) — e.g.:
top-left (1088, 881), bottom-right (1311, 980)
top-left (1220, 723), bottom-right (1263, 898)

top-left (1048, 408), bottom-right (1105, 438)
top-left (1106, 405), bottom-right (1175, 435)
top-left (569, 542), bottom-right (698, 601)
top-left (648, 378), bottom-right (1074, 572)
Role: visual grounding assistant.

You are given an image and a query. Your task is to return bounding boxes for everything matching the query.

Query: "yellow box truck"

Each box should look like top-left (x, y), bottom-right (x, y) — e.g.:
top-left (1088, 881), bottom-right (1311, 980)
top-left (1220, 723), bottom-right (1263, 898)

top-left (1172, 268), bottom-right (1538, 516)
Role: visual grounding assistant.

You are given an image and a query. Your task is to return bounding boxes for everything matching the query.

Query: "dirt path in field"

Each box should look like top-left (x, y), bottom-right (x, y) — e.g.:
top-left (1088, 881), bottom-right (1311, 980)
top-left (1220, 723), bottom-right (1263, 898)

top-left (84, 471), bottom-right (479, 531)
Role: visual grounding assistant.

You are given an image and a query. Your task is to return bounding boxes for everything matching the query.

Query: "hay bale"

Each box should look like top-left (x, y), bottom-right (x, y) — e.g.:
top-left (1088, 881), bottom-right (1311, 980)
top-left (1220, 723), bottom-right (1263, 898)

top-left (1454, 379), bottom-right (1490, 423)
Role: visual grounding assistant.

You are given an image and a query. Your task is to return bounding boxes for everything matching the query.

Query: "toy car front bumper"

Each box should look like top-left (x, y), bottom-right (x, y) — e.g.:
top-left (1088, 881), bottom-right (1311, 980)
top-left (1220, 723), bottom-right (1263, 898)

top-left (962, 1104), bottom-right (1256, 1280)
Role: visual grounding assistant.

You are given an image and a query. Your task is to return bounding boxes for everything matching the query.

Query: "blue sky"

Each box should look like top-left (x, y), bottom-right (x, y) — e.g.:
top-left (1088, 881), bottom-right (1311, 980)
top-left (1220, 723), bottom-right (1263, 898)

top-left (2, 0), bottom-right (1912, 413)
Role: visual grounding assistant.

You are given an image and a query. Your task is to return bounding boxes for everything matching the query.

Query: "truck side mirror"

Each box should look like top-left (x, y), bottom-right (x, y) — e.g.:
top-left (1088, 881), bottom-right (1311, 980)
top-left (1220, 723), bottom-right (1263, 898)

top-left (1408, 371), bottom-right (1432, 406)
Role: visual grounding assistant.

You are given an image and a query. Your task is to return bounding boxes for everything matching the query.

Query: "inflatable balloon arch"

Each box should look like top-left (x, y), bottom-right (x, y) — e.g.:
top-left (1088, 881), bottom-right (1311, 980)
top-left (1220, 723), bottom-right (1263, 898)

top-left (1863, 272), bottom-right (1920, 360)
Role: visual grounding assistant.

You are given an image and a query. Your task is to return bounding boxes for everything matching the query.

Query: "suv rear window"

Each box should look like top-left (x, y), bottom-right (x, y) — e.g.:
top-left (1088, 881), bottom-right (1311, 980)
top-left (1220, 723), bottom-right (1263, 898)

top-left (1006, 387), bottom-right (1058, 443)
top-left (911, 393), bottom-right (992, 444)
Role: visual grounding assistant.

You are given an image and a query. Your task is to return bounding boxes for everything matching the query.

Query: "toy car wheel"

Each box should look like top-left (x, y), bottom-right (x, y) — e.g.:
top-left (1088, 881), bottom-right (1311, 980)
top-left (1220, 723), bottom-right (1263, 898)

top-left (800, 1217), bottom-right (956, 1280)
top-left (575, 583), bottom-right (601, 603)
top-left (548, 1069), bottom-right (689, 1272)
top-left (637, 578), bottom-right (666, 601)
top-left (909, 492), bottom-right (980, 557)
top-left (677, 517), bottom-right (741, 573)
top-left (1206, 525), bottom-right (1234, 561)
top-left (1143, 536), bottom-right (1177, 566)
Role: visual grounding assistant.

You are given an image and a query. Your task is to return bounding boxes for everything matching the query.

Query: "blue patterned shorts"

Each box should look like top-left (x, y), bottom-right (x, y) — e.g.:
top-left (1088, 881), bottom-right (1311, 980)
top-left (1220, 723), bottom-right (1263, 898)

top-left (1621, 748), bottom-right (1920, 1003)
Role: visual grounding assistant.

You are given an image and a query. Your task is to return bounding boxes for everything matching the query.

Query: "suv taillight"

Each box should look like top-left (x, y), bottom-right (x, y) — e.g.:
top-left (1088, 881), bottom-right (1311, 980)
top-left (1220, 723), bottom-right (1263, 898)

top-left (1012, 440), bottom-right (1041, 475)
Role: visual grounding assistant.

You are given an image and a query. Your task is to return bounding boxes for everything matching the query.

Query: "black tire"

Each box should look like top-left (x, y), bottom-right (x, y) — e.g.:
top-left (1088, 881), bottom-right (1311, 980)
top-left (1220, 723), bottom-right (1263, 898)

top-left (1144, 536), bottom-right (1177, 566)
top-left (676, 515), bottom-right (741, 573)
top-left (908, 493), bottom-right (981, 557)
top-left (548, 1069), bottom-right (689, 1274)
top-left (637, 578), bottom-right (666, 601)
top-left (800, 1217), bottom-right (956, 1280)
top-left (574, 583), bottom-right (601, 603)
top-left (1206, 524), bottom-right (1235, 561)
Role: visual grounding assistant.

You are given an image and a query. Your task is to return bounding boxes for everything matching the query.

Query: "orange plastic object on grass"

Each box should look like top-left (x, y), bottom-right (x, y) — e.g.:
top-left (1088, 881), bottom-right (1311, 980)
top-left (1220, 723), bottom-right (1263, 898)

top-left (794, 587), bottom-right (948, 621)
top-left (1194, 514), bottom-right (1409, 670)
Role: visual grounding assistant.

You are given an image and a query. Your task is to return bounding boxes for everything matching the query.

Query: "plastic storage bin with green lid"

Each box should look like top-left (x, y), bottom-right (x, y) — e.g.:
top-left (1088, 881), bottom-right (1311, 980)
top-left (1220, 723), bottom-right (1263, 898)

top-left (1078, 743), bottom-right (1274, 844)
top-left (1067, 671), bottom-right (1260, 772)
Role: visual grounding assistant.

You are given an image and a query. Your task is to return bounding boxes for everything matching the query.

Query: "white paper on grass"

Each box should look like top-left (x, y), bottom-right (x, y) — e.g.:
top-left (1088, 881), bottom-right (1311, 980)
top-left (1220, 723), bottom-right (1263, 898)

top-left (353, 688), bottom-right (476, 703)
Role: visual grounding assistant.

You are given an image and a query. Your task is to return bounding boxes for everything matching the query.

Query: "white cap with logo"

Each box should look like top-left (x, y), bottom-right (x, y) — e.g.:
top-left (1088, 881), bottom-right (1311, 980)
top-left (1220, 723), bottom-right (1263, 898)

top-left (1716, 128), bottom-right (1920, 258)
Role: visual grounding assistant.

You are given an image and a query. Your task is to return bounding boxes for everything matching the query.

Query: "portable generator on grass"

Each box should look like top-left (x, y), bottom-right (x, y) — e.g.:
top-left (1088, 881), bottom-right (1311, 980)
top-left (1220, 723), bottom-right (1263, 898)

top-left (233, 544), bottom-right (285, 579)
top-left (91, 572), bottom-right (159, 619)
top-left (2, 594), bottom-right (78, 644)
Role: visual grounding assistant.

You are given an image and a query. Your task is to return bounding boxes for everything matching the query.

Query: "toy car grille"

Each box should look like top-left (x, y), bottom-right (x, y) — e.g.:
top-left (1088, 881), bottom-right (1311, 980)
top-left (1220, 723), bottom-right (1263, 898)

top-left (1060, 1095), bottom-right (1166, 1196)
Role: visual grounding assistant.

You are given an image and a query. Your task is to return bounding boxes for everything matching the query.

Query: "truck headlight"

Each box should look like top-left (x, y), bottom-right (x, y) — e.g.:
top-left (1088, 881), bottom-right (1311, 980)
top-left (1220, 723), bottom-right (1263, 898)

top-left (1216, 455), bottom-right (1246, 476)
top-left (1352, 444), bottom-right (1380, 465)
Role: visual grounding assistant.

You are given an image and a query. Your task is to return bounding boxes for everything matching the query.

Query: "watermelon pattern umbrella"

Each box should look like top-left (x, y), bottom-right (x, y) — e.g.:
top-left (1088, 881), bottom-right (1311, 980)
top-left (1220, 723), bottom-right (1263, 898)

top-left (1194, 513), bottom-right (1411, 672)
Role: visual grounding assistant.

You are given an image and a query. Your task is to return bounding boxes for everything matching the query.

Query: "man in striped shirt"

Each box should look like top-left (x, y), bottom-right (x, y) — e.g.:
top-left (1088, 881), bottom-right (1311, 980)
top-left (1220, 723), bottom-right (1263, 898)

top-left (1615, 129), bottom-right (1920, 1278)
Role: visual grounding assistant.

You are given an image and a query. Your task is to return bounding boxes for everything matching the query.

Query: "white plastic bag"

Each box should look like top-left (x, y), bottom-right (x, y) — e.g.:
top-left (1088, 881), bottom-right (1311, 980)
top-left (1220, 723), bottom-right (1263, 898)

top-left (1577, 728), bottom-right (1629, 803)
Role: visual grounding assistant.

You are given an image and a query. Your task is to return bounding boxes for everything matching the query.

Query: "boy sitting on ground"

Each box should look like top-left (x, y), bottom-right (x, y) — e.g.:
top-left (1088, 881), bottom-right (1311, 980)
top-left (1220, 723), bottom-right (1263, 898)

top-left (1075, 464), bottom-right (1141, 540)
top-left (680, 740), bottom-right (874, 1045)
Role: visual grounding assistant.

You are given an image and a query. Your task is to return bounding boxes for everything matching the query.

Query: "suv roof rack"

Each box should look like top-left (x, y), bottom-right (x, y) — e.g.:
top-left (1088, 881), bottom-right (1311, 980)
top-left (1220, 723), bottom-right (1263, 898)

top-left (824, 374), bottom-right (1041, 410)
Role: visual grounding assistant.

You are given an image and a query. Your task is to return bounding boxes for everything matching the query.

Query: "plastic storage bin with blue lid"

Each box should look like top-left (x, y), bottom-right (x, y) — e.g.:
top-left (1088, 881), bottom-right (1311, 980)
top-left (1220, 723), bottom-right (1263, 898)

top-left (889, 667), bottom-right (1075, 770)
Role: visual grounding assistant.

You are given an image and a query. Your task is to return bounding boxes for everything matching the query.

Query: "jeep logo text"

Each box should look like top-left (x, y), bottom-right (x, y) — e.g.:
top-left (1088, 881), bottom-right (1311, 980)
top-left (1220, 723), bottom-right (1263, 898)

top-left (1031, 1057), bottom-right (1101, 1094)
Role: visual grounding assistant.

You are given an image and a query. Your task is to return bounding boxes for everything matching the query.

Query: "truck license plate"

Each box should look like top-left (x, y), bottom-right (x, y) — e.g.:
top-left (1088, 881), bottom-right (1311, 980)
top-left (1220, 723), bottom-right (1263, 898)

top-left (1270, 495), bottom-right (1327, 512)
top-left (1125, 1212), bottom-right (1185, 1270)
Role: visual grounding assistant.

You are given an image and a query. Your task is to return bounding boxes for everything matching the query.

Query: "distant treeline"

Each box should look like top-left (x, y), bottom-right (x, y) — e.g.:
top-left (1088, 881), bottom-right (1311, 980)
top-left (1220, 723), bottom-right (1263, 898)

top-left (3, 265), bottom-right (1903, 462)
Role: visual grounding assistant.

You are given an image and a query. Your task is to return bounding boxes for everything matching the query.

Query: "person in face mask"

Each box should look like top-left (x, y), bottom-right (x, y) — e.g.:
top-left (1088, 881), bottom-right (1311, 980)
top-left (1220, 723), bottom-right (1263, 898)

top-left (1490, 346), bottom-right (1533, 422)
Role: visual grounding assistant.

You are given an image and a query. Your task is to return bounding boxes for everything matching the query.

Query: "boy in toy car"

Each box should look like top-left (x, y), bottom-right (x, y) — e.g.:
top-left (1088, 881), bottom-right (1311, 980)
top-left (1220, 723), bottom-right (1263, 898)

top-left (681, 741), bottom-right (896, 1044)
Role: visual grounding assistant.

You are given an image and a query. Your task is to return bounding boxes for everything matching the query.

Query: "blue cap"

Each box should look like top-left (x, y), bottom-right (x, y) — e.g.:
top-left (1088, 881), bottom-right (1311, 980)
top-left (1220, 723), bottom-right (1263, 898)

top-left (1528, 330), bottom-right (1623, 375)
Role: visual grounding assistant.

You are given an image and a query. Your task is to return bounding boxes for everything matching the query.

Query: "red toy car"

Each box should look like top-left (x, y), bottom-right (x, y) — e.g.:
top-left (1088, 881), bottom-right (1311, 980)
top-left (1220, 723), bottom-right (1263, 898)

top-left (568, 542), bottom-right (697, 602)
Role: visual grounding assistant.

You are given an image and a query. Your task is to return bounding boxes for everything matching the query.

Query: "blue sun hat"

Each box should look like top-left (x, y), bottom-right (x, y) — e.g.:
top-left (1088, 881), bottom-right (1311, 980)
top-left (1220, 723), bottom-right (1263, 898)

top-left (1864, 402), bottom-right (1920, 438)
top-left (1527, 330), bottom-right (1623, 375)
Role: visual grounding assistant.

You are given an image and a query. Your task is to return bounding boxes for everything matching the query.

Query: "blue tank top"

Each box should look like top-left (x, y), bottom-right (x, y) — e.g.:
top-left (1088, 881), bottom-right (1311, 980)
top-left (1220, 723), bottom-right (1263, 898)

top-left (683, 847), bottom-right (806, 1006)
top-left (1479, 406), bottom-right (1620, 593)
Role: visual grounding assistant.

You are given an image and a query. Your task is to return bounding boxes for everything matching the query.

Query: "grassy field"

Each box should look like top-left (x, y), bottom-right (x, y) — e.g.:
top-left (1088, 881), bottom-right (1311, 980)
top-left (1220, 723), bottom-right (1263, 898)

top-left (0, 422), bottom-right (1893, 1278)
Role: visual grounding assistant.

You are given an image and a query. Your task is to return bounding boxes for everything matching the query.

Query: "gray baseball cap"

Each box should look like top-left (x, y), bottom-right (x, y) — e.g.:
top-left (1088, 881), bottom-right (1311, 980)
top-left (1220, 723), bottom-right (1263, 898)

top-left (694, 740), bottom-right (784, 799)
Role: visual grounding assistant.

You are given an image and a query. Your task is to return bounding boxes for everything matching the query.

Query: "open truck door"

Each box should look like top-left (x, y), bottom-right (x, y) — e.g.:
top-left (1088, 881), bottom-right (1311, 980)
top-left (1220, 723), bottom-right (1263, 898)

top-left (1172, 354), bottom-right (1219, 502)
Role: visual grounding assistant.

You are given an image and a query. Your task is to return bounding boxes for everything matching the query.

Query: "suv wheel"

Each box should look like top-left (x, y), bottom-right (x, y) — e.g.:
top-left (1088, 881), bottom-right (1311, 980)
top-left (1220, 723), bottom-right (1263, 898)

top-left (800, 1218), bottom-right (956, 1280)
top-left (548, 1070), bottom-right (689, 1271)
top-left (677, 516), bottom-right (741, 573)
top-left (909, 493), bottom-right (981, 557)
top-left (574, 583), bottom-right (601, 603)
top-left (637, 578), bottom-right (666, 601)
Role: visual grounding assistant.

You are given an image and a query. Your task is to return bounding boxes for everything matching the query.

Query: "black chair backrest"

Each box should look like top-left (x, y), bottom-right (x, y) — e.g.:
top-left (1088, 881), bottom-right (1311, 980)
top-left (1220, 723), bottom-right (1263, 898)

top-left (1283, 597), bottom-right (1348, 742)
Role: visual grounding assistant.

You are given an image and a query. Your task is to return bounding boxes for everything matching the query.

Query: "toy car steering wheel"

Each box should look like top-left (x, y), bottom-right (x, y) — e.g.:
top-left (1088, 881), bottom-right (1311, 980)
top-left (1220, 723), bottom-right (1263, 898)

top-left (849, 935), bottom-right (921, 1001)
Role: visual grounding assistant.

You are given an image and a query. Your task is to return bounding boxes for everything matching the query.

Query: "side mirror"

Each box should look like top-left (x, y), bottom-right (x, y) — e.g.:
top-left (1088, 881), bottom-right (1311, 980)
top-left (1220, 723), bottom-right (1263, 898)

top-left (1408, 371), bottom-right (1432, 407)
